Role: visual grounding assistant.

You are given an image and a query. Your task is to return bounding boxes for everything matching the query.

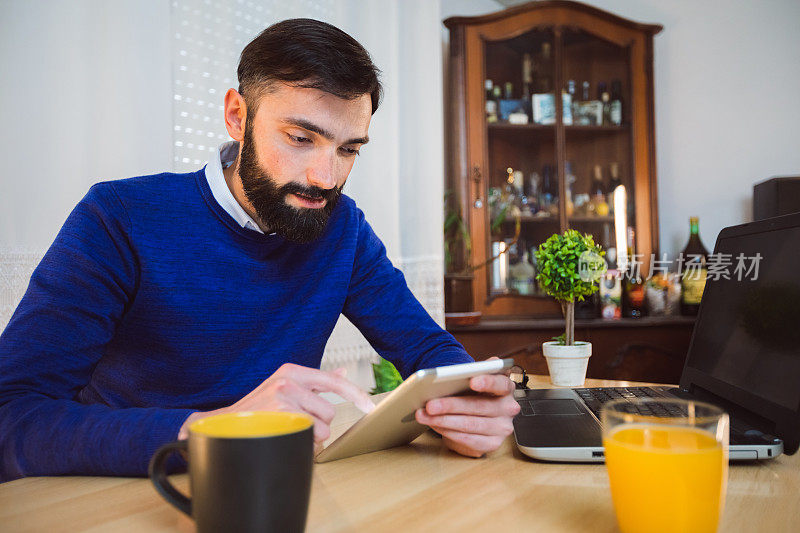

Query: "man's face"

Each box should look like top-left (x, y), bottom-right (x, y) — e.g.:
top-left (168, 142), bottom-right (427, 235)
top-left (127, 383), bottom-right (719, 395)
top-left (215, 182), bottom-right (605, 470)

top-left (237, 84), bottom-right (372, 243)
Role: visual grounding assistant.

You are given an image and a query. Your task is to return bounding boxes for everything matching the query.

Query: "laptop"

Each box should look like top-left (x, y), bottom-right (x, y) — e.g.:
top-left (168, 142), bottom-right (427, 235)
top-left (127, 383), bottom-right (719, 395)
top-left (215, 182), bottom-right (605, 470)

top-left (513, 212), bottom-right (800, 462)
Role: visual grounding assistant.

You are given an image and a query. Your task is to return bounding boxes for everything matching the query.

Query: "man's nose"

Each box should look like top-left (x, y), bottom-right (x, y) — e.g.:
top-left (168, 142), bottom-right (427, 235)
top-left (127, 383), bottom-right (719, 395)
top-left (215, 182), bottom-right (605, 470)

top-left (306, 151), bottom-right (337, 190)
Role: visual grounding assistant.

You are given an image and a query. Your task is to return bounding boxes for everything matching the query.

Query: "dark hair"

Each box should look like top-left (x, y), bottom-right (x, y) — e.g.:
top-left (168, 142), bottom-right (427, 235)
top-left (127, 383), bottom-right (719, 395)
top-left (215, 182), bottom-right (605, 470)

top-left (237, 18), bottom-right (382, 114)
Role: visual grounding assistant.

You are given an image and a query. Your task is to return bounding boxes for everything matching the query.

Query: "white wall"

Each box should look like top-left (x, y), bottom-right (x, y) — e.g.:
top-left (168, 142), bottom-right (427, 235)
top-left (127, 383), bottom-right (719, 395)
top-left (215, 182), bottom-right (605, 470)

top-left (482, 0), bottom-right (800, 257)
top-left (0, 0), bottom-right (173, 250)
top-left (634, 0), bottom-right (800, 255)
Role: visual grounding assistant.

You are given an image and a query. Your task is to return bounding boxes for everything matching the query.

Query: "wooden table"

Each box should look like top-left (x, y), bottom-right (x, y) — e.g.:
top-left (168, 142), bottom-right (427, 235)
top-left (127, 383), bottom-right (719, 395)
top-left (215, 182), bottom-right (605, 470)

top-left (1, 376), bottom-right (798, 532)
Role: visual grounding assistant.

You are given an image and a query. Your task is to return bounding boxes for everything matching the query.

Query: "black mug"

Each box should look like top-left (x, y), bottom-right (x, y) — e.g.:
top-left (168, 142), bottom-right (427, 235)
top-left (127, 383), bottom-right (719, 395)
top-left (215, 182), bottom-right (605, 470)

top-left (149, 411), bottom-right (314, 533)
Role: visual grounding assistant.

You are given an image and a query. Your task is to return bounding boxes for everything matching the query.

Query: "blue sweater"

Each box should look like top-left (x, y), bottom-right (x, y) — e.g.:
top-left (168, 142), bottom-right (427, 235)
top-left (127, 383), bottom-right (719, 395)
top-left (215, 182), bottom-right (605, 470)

top-left (0, 169), bottom-right (472, 481)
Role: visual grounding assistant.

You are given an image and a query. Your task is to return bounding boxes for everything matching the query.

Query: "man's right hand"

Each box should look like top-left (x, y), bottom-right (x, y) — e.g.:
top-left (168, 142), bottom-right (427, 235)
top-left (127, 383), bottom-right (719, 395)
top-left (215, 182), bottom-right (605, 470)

top-left (177, 363), bottom-right (375, 445)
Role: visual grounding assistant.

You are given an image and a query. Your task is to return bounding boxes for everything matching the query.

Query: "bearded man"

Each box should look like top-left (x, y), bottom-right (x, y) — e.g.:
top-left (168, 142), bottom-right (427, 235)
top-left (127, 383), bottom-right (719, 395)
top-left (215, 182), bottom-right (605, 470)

top-left (0, 18), bottom-right (518, 482)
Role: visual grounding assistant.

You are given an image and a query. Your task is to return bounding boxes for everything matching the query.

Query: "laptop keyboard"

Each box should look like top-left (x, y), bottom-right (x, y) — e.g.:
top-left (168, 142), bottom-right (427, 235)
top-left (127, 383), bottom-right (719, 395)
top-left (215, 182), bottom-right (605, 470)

top-left (572, 389), bottom-right (771, 445)
top-left (516, 387), bottom-right (776, 448)
top-left (573, 387), bottom-right (684, 420)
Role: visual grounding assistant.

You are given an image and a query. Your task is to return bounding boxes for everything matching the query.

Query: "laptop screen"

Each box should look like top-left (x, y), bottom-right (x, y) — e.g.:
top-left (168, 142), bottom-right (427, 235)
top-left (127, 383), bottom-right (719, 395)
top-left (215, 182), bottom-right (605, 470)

top-left (683, 223), bottom-right (800, 411)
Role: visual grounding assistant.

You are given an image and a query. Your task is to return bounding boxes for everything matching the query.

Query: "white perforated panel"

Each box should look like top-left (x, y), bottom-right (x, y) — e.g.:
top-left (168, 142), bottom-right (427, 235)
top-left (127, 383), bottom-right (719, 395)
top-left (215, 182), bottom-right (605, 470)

top-left (170, 0), bottom-right (336, 171)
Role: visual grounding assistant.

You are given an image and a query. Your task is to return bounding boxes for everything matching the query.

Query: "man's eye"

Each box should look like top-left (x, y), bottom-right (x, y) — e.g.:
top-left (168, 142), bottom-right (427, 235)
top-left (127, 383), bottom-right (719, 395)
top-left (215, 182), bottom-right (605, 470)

top-left (288, 134), bottom-right (312, 144)
top-left (340, 147), bottom-right (360, 156)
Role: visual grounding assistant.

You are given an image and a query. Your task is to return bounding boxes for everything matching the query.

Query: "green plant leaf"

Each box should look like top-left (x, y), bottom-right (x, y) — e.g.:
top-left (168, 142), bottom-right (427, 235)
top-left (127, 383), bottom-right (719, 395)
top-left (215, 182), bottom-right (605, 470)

top-left (371, 358), bottom-right (403, 394)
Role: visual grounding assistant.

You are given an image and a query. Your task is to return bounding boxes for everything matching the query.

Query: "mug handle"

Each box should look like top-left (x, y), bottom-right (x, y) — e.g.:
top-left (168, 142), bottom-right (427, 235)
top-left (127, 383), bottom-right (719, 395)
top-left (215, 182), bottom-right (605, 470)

top-left (148, 440), bottom-right (192, 516)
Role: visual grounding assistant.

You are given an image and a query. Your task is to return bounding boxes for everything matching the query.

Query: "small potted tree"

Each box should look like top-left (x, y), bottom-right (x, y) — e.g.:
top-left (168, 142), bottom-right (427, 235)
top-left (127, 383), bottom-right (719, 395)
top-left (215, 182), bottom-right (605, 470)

top-left (535, 230), bottom-right (606, 386)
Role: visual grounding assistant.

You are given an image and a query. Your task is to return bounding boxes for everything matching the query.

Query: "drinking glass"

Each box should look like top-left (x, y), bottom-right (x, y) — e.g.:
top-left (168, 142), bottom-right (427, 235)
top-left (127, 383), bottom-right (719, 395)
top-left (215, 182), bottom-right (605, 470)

top-left (602, 398), bottom-right (729, 533)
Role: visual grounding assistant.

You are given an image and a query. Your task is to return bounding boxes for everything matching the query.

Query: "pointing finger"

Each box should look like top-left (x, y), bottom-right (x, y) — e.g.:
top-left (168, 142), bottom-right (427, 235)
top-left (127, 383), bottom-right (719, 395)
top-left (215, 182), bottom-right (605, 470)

top-left (285, 365), bottom-right (375, 414)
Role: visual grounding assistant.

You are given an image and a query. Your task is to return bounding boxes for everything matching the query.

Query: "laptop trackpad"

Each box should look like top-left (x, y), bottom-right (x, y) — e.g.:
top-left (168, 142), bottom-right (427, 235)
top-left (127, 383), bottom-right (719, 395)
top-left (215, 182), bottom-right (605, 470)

top-left (532, 399), bottom-right (583, 415)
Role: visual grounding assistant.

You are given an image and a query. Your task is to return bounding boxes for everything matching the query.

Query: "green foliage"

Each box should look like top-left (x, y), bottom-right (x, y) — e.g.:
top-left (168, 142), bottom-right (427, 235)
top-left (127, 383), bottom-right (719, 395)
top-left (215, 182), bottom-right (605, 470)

top-left (535, 229), bottom-right (605, 303)
top-left (551, 333), bottom-right (566, 345)
top-left (444, 191), bottom-right (472, 273)
top-left (371, 358), bottom-right (403, 394)
top-left (490, 203), bottom-right (509, 234)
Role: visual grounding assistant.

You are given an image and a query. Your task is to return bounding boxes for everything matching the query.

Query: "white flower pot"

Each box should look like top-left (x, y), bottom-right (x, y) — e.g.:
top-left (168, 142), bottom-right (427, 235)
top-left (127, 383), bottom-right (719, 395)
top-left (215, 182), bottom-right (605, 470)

top-left (542, 341), bottom-right (592, 387)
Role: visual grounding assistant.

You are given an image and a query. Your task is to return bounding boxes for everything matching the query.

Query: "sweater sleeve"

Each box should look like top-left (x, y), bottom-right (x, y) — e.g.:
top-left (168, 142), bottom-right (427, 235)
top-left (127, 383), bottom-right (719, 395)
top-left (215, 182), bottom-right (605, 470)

top-left (342, 208), bottom-right (473, 378)
top-left (0, 183), bottom-right (194, 482)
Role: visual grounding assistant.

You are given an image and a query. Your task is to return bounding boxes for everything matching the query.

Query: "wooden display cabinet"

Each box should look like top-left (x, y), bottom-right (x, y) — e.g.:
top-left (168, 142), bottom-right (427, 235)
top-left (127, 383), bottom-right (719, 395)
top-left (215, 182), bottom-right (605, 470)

top-left (444, 1), bottom-right (662, 318)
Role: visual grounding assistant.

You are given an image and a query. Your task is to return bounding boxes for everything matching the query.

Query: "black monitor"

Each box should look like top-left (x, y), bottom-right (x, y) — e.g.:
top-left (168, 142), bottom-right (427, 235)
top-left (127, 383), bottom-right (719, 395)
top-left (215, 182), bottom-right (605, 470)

top-left (681, 211), bottom-right (800, 454)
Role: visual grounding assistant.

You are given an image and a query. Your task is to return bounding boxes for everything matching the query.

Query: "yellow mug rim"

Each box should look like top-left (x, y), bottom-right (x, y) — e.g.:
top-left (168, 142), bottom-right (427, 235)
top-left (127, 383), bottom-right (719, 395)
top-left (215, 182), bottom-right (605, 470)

top-left (189, 411), bottom-right (313, 439)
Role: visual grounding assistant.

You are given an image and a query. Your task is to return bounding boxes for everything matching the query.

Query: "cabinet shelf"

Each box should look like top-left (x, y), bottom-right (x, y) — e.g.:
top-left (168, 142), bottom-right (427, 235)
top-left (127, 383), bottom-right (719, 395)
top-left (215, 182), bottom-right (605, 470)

top-left (518, 213), bottom-right (558, 223)
top-left (565, 125), bottom-right (629, 134)
top-left (500, 214), bottom-right (615, 225)
top-left (488, 122), bottom-right (555, 131)
top-left (488, 123), bottom-right (627, 136)
top-left (487, 123), bottom-right (556, 139)
top-left (568, 215), bottom-right (615, 223)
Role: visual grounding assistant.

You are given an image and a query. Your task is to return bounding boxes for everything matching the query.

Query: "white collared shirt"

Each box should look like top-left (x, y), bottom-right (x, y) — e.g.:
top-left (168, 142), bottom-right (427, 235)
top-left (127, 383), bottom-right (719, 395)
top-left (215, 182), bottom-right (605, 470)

top-left (204, 141), bottom-right (265, 234)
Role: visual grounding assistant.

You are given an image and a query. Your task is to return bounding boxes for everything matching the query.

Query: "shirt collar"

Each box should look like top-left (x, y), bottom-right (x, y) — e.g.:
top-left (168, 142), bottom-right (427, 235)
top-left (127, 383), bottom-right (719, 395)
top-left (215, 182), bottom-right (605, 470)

top-left (205, 141), bottom-right (265, 234)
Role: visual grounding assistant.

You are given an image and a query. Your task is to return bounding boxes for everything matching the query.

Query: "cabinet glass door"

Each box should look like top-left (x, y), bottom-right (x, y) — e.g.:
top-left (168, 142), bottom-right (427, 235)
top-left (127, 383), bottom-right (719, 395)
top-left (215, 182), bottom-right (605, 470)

top-left (484, 28), bottom-right (558, 300)
top-left (561, 28), bottom-right (634, 275)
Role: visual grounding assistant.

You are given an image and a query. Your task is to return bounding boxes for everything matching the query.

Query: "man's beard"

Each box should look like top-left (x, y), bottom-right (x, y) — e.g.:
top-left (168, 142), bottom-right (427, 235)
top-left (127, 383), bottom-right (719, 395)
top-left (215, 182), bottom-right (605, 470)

top-left (238, 123), bottom-right (343, 243)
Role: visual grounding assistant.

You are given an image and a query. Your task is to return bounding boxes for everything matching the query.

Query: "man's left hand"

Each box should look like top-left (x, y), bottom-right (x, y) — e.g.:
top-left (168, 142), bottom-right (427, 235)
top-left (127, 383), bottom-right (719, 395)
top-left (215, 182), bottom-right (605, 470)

top-left (414, 370), bottom-right (520, 458)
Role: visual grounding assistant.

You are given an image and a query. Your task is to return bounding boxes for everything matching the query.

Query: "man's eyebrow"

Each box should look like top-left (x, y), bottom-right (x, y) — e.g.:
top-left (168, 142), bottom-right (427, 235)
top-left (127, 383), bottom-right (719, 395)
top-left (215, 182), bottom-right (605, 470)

top-left (282, 117), bottom-right (369, 145)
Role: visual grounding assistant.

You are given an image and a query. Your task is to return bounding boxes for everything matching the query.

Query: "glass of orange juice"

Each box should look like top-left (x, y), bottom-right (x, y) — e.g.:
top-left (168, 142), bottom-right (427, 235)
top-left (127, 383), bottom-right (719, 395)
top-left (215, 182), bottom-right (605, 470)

top-left (602, 398), bottom-right (729, 533)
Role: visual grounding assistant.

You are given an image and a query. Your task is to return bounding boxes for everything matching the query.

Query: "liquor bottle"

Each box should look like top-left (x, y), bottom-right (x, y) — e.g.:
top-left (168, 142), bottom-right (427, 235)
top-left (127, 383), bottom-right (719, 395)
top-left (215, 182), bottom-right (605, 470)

top-left (566, 79), bottom-right (577, 123)
top-left (624, 278), bottom-right (646, 318)
top-left (591, 165), bottom-right (609, 216)
top-left (567, 79), bottom-right (576, 101)
top-left (541, 42), bottom-right (551, 60)
top-left (609, 80), bottom-right (623, 126)
top-left (538, 42), bottom-right (552, 93)
top-left (622, 227), bottom-right (645, 318)
top-left (541, 164), bottom-right (558, 216)
top-left (600, 83), bottom-right (611, 126)
top-left (600, 220), bottom-right (622, 319)
top-left (562, 82), bottom-right (573, 125)
top-left (564, 161), bottom-right (576, 216)
top-left (485, 79), bottom-right (497, 123)
top-left (492, 85), bottom-right (502, 121)
top-left (526, 171), bottom-right (541, 215)
top-left (522, 53), bottom-right (533, 99)
top-left (608, 162), bottom-right (623, 191)
top-left (680, 217), bottom-right (709, 316)
top-left (602, 222), bottom-right (617, 270)
top-left (625, 226), bottom-right (636, 274)
top-left (513, 170), bottom-right (530, 214)
top-left (504, 81), bottom-right (514, 99)
top-left (509, 249), bottom-right (536, 295)
top-left (596, 81), bottom-right (607, 100)
top-left (607, 162), bottom-right (623, 215)
top-left (600, 272), bottom-right (622, 319)
top-left (585, 81), bottom-right (602, 125)
top-left (574, 81), bottom-right (591, 126)
top-left (503, 167), bottom-right (522, 219)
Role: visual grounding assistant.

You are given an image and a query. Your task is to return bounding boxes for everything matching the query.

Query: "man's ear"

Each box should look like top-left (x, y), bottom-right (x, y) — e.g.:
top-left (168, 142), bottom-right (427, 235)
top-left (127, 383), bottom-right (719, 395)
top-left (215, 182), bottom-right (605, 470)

top-left (223, 88), bottom-right (247, 141)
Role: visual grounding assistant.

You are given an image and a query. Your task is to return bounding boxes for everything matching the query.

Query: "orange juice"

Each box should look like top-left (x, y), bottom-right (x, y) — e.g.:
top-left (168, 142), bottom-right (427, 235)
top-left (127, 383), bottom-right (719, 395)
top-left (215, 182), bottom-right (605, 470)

top-left (603, 425), bottom-right (727, 533)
